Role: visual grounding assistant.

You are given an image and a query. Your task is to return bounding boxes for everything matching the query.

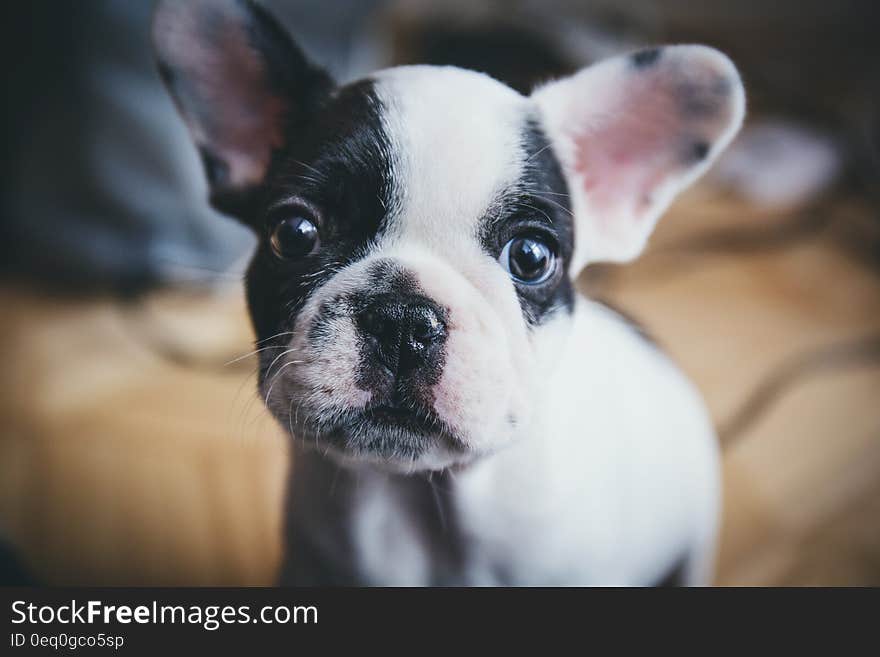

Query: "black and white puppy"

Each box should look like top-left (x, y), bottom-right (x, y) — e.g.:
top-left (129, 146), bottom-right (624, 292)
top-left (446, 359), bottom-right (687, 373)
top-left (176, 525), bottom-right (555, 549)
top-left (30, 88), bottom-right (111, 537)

top-left (154, 0), bottom-right (744, 585)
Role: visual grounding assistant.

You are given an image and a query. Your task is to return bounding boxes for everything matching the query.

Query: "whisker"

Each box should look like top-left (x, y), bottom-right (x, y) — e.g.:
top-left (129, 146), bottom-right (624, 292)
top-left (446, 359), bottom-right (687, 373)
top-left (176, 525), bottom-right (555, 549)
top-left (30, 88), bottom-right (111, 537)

top-left (520, 190), bottom-right (575, 218)
top-left (521, 187), bottom-right (571, 198)
top-left (289, 158), bottom-right (325, 179)
top-left (254, 330), bottom-right (297, 346)
top-left (519, 201), bottom-right (554, 224)
top-left (263, 359), bottom-right (306, 407)
top-left (224, 344), bottom-right (295, 366)
top-left (430, 477), bottom-right (448, 531)
top-left (264, 347), bottom-right (302, 380)
top-left (525, 142), bottom-right (554, 162)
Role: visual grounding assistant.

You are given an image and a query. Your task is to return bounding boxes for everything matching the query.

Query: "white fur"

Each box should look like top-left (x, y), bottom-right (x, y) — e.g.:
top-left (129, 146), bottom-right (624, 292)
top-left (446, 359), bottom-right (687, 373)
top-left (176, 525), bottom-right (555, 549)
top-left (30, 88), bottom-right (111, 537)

top-left (459, 302), bottom-right (721, 585)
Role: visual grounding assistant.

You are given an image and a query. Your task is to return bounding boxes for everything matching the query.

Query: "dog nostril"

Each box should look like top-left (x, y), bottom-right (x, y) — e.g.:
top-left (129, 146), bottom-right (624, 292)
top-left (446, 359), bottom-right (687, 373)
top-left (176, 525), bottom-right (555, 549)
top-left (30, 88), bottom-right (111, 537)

top-left (359, 307), bottom-right (393, 341)
top-left (409, 309), bottom-right (445, 345)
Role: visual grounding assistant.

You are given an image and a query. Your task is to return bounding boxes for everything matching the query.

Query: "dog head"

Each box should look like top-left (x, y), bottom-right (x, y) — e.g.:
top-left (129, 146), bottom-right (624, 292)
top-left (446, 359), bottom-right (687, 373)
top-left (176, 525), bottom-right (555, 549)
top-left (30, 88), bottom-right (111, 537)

top-left (154, 0), bottom-right (744, 471)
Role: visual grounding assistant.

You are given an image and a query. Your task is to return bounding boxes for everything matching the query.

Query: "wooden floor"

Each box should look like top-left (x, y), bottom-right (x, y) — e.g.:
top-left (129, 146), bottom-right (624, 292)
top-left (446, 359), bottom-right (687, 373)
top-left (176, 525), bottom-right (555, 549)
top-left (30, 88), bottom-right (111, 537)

top-left (1, 185), bottom-right (878, 585)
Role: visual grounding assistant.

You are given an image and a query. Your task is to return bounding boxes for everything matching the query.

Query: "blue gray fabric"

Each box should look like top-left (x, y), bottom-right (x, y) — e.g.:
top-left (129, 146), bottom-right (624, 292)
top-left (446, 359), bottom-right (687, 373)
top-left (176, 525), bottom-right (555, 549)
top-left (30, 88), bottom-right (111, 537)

top-left (2, 0), bottom-right (380, 294)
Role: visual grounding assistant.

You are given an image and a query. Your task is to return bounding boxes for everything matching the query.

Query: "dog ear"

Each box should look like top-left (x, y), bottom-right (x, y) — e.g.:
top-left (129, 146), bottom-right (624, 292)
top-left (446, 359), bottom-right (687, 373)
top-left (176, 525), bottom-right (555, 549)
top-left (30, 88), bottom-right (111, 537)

top-left (532, 45), bottom-right (745, 267)
top-left (153, 0), bottom-right (333, 218)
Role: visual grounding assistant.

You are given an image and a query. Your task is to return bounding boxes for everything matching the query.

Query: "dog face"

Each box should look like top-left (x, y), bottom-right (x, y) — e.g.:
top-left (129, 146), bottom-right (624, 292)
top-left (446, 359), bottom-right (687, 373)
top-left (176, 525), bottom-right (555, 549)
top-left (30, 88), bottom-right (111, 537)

top-left (154, 0), bottom-right (744, 471)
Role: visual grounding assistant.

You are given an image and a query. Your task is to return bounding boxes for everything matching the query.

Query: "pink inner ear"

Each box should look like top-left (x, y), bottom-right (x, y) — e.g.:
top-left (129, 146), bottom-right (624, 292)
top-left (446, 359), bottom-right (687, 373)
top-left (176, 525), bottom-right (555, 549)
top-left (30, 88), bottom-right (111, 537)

top-left (191, 20), bottom-right (288, 186)
top-left (572, 76), bottom-right (682, 227)
top-left (159, 4), bottom-right (288, 188)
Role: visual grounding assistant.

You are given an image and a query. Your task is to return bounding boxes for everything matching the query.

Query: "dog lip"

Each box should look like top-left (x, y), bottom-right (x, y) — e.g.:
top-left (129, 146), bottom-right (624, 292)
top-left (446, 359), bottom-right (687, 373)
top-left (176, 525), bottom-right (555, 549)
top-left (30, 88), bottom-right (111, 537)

top-left (368, 404), bottom-right (413, 417)
top-left (365, 403), bottom-right (431, 425)
top-left (307, 401), bottom-right (467, 459)
top-left (359, 401), bottom-right (448, 435)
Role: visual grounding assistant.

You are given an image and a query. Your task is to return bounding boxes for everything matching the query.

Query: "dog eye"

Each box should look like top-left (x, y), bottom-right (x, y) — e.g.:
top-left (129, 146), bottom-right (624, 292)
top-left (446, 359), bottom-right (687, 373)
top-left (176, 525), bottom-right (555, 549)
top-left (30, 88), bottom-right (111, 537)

top-left (499, 234), bottom-right (556, 284)
top-left (270, 215), bottom-right (320, 259)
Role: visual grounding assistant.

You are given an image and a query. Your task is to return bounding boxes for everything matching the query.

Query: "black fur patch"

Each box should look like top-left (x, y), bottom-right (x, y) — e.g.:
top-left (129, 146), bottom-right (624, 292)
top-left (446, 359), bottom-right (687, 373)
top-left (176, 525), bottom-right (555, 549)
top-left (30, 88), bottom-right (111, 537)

top-left (480, 117), bottom-right (575, 327)
top-left (631, 48), bottom-right (661, 69)
top-left (689, 140), bottom-right (711, 162)
top-left (246, 79), bottom-right (397, 377)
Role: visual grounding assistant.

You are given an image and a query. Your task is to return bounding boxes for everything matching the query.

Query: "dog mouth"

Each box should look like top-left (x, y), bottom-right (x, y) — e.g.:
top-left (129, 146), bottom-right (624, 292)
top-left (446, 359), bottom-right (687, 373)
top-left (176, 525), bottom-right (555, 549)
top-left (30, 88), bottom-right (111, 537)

top-left (360, 402), bottom-right (443, 433)
top-left (292, 397), bottom-right (463, 463)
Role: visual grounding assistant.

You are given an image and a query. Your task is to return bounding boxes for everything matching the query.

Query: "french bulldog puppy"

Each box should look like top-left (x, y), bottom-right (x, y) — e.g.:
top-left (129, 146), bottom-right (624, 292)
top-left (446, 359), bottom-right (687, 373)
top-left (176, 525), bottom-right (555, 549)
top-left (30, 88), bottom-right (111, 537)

top-left (154, 0), bottom-right (744, 585)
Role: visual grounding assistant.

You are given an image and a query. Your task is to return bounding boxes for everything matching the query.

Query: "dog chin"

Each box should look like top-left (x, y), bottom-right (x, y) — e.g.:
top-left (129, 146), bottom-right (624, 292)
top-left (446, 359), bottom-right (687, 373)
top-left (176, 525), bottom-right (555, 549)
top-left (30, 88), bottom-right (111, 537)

top-left (292, 408), bottom-right (480, 473)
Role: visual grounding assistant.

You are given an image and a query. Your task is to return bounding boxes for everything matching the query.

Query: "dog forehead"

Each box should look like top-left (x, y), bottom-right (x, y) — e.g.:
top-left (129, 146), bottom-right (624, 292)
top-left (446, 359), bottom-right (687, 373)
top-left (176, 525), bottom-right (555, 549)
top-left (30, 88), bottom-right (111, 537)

top-left (371, 66), bottom-right (530, 241)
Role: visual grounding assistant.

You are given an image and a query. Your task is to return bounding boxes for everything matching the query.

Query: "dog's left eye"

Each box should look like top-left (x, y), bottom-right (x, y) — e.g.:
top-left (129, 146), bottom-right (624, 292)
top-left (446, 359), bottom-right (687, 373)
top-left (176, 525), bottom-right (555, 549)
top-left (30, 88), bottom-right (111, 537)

top-left (270, 215), bottom-right (320, 259)
top-left (499, 234), bottom-right (556, 284)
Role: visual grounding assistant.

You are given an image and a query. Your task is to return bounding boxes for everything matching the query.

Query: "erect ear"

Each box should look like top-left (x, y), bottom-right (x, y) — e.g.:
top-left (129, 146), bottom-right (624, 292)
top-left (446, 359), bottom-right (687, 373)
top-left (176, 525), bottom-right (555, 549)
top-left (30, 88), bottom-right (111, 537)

top-left (532, 45), bottom-right (745, 267)
top-left (153, 0), bottom-right (333, 218)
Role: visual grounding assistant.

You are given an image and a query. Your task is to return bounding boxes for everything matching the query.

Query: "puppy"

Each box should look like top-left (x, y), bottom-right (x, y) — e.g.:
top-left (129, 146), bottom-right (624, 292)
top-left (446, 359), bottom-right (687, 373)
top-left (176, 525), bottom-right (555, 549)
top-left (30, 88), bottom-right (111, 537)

top-left (154, 0), bottom-right (744, 585)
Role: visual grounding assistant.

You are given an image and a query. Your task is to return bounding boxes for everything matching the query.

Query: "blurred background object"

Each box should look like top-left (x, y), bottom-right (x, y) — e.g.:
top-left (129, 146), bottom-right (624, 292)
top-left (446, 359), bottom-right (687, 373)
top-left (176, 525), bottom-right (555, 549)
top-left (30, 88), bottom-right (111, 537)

top-left (0, 0), bottom-right (383, 293)
top-left (1, 0), bottom-right (878, 585)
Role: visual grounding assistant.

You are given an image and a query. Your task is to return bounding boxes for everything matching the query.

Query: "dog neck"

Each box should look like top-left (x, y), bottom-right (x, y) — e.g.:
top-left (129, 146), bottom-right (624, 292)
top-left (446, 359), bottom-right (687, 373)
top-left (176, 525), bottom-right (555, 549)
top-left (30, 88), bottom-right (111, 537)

top-left (280, 442), bottom-right (476, 585)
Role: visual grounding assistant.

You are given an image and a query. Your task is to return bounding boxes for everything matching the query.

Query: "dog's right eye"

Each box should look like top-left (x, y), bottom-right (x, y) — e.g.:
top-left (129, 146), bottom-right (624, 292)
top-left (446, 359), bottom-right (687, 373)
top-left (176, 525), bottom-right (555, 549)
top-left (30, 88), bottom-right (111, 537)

top-left (499, 234), bottom-right (557, 285)
top-left (270, 215), bottom-right (320, 259)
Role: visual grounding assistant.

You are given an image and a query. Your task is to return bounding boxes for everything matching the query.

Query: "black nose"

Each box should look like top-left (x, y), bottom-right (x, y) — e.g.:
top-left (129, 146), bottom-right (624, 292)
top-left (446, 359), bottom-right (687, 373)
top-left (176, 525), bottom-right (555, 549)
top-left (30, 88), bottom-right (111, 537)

top-left (357, 295), bottom-right (447, 377)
